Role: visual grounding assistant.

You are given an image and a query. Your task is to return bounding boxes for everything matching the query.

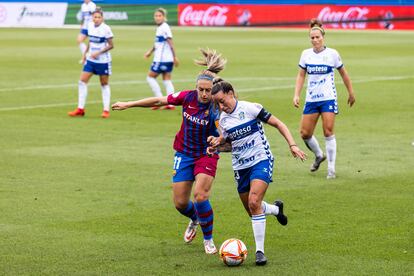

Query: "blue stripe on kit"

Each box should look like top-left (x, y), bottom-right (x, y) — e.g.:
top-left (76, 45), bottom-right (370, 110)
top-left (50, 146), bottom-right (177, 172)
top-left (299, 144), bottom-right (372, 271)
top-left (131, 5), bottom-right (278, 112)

top-left (89, 35), bottom-right (106, 43)
top-left (252, 214), bottom-right (266, 221)
top-left (155, 35), bottom-right (166, 42)
top-left (227, 119), bottom-right (260, 141)
top-left (306, 64), bottom-right (334, 75)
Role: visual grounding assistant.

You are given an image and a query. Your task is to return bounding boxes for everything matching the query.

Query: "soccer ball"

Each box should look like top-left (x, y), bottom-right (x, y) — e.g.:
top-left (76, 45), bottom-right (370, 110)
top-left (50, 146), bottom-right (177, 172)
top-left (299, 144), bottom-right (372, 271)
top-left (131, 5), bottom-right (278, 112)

top-left (219, 238), bottom-right (248, 266)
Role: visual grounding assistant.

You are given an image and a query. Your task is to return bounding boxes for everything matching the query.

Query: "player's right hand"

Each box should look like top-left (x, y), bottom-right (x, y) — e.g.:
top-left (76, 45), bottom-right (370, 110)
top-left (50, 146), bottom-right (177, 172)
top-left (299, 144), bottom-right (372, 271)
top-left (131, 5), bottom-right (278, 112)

top-left (111, 102), bottom-right (129, 111)
top-left (293, 96), bottom-right (300, 108)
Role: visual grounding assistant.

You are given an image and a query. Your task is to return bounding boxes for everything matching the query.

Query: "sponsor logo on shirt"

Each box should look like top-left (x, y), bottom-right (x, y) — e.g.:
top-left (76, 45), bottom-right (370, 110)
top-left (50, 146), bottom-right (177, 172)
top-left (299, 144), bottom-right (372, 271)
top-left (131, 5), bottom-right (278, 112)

top-left (307, 65), bottom-right (332, 74)
top-left (228, 125), bottom-right (252, 140)
top-left (183, 111), bottom-right (209, 125)
top-left (232, 140), bottom-right (255, 152)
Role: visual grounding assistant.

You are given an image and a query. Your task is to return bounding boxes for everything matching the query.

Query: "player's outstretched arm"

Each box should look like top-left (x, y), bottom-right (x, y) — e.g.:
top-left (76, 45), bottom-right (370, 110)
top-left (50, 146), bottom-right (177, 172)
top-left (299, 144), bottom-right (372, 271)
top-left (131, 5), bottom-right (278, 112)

top-left (338, 67), bottom-right (356, 107)
top-left (112, 96), bottom-right (168, 111)
top-left (293, 68), bottom-right (306, 108)
top-left (266, 115), bottom-right (307, 161)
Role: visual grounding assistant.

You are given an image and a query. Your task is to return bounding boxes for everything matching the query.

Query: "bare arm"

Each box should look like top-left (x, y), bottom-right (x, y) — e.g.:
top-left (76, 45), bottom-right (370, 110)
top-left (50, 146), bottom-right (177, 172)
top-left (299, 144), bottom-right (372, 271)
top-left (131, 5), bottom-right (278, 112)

top-left (144, 46), bottom-right (155, 59)
top-left (338, 66), bottom-right (356, 107)
top-left (112, 96), bottom-right (168, 110)
top-left (166, 38), bottom-right (179, 67)
top-left (293, 68), bottom-right (306, 108)
top-left (266, 115), bottom-right (306, 160)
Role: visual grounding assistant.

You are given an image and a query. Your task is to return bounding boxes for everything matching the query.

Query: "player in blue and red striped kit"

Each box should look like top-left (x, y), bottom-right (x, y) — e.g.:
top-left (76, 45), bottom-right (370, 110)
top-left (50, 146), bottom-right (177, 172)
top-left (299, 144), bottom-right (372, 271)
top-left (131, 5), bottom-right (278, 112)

top-left (112, 49), bottom-right (226, 254)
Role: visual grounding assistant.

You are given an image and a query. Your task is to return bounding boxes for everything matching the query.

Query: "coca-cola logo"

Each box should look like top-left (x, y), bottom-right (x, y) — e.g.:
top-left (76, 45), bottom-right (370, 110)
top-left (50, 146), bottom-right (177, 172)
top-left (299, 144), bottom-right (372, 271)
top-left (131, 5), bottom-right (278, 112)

top-left (179, 5), bottom-right (228, 26)
top-left (318, 7), bottom-right (370, 29)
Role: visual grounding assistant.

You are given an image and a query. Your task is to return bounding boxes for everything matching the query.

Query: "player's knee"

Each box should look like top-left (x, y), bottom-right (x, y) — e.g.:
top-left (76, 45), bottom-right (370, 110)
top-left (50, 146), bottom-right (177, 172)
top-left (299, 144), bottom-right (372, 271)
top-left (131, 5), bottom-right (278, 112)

top-left (323, 129), bottom-right (334, 137)
top-left (193, 191), bottom-right (209, 202)
top-left (248, 197), bottom-right (261, 213)
top-left (301, 129), bottom-right (312, 140)
top-left (173, 198), bottom-right (188, 210)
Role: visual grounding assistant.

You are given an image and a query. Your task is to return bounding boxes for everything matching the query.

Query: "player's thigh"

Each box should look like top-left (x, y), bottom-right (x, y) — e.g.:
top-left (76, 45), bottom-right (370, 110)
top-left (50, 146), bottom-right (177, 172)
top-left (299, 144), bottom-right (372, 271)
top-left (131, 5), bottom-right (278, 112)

top-left (79, 71), bottom-right (93, 83)
top-left (249, 179), bottom-right (268, 204)
top-left (193, 173), bottom-right (215, 201)
top-left (162, 72), bottom-right (172, 80)
top-left (300, 113), bottom-right (320, 139)
top-left (173, 181), bottom-right (194, 206)
top-left (321, 112), bottom-right (336, 137)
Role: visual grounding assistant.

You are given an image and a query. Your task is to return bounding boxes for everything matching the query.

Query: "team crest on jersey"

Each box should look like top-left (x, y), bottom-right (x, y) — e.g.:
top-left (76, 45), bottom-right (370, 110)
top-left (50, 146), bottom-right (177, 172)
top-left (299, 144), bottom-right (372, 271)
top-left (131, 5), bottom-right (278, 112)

top-left (205, 110), bottom-right (209, 116)
top-left (172, 170), bottom-right (177, 176)
top-left (238, 111), bottom-right (245, 120)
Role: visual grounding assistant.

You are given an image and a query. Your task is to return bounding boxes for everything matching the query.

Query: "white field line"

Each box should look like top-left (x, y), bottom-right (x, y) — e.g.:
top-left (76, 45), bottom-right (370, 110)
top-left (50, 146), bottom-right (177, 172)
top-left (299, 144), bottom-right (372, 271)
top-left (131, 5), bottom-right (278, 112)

top-left (0, 75), bottom-right (412, 112)
top-left (0, 77), bottom-right (294, 93)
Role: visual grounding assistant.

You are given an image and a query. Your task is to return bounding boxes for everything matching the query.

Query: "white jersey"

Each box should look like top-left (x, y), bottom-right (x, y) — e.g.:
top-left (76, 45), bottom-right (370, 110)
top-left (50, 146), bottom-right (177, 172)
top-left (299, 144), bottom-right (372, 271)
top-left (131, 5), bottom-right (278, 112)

top-left (219, 101), bottom-right (274, 170)
top-left (299, 47), bottom-right (343, 102)
top-left (80, 1), bottom-right (96, 29)
top-left (86, 22), bottom-right (113, 64)
top-left (153, 22), bottom-right (174, 62)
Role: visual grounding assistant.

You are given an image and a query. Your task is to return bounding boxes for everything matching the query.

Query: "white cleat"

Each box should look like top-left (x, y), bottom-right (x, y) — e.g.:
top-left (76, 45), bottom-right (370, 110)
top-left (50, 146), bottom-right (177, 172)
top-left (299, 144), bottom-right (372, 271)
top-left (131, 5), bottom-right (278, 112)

top-left (203, 239), bottom-right (218, 254)
top-left (327, 170), bottom-right (336, 179)
top-left (184, 220), bottom-right (198, 243)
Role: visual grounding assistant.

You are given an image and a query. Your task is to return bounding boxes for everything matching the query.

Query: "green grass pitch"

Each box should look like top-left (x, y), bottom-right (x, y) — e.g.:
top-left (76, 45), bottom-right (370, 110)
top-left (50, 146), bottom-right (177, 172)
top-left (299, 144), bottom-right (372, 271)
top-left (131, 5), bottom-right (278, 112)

top-left (0, 26), bottom-right (413, 275)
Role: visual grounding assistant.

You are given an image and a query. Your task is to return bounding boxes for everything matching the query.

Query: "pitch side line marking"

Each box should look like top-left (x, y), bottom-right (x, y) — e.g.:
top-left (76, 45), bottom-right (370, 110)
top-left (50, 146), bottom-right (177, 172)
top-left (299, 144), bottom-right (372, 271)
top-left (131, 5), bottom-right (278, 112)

top-left (0, 75), bottom-right (412, 112)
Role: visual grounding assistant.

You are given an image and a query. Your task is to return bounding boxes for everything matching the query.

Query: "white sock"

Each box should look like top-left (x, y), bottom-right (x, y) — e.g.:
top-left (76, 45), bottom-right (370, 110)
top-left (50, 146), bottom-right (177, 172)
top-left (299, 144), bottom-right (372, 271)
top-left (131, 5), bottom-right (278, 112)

top-left (262, 201), bottom-right (279, 216)
top-left (79, 43), bottom-right (87, 55)
top-left (78, 80), bottom-right (88, 109)
top-left (251, 214), bottom-right (266, 253)
top-left (304, 135), bottom-right (323, 158)
top-left (325, 135), bottom-right (336, 172)
top-left (163, 80), bottom-right (174, 96)
top-left (146, 76), bottom-right (162, 97)
top-left (101, 85), bottom-right (111, 111)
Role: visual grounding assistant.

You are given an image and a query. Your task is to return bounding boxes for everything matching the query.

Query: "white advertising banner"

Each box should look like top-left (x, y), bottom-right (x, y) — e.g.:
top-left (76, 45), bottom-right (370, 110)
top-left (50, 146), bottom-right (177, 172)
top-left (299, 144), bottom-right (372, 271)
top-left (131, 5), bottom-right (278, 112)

top-left (0, 3), bottom-right (68, 27)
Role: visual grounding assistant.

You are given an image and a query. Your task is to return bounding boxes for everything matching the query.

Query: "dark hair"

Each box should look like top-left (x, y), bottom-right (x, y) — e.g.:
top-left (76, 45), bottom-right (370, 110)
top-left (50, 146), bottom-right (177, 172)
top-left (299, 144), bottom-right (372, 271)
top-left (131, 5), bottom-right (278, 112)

top-left (309, 18), bottom-right (325, 35)
top-left (212, 78), bottom-right (234, 95)
top-left (93, 7), bottom-right (103, 16)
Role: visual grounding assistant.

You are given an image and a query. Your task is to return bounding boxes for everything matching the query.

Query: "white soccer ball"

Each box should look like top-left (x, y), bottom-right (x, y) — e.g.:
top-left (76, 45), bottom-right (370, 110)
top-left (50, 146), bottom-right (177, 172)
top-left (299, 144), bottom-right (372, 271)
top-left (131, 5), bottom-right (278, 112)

top-left (219, 238), bottom-right (248, 266)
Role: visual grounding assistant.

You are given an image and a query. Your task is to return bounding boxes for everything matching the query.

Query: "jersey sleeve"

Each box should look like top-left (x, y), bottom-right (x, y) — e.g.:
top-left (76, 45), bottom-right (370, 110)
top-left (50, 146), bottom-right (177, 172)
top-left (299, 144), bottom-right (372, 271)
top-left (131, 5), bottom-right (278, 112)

top-left (333, 50), bottom-right (343, 69)
top-left (163, 24), bottom-right (173, 38)
top-left (105, 26), bottom-right (114, 39)
top-left (167, 90), bottom-right (190, 106)
top-left (298, 50), bottom-right (306, 70)
top-left (248, 102), bottom-right (272, 122)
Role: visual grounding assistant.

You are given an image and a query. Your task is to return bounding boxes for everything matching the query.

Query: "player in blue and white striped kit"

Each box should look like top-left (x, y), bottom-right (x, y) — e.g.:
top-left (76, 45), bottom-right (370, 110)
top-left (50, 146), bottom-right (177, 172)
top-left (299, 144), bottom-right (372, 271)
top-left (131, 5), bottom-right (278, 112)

top-left (69, 7), bottom-right (114, 118)
top-left (293, 18), bottom-right (356, 179)
top-left (207, 79), bottom-right (306, 265)
top-left (77, 0), bottom-right (96, 59)
top-left (144, 8), bottom-right (179, 110)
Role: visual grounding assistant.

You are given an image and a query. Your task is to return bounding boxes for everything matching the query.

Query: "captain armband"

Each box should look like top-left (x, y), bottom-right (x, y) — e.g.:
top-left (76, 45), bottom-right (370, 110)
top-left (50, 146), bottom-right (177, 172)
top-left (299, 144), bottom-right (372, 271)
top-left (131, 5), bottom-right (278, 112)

top-left (257, 108), bottom-right (272, 122)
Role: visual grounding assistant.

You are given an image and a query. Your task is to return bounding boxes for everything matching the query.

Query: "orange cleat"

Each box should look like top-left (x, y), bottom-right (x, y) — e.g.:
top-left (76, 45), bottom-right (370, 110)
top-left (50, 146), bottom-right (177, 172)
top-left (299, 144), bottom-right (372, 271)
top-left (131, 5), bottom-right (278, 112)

top-left (68, 108), bottom-right (85, 117)
top-left (161, 105), bottom-right (175, 110)
top-left (101, 110), bottom-right (110, 118)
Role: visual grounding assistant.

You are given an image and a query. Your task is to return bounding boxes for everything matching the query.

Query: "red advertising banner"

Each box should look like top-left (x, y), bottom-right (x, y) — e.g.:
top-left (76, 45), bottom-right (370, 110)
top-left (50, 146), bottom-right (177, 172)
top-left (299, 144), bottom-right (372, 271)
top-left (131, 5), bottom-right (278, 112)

top-left (178, 4), bottom-right (414, 30)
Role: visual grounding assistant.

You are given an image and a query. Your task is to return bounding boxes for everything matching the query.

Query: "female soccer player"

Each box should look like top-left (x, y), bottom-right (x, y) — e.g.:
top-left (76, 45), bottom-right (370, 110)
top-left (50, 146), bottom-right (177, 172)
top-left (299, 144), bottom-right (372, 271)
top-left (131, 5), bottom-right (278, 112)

top-left (112, 49), bottom-right (226, 255)
top-left (293, 18), bottom-right (356, 179)
top-left (207, 79), bottom-right (306, 265)
top-left (77, 0), bottom-right (96, 59)
top-left (144, 8), bottom-right (179, 110)
top-left (68, 8), bottom-right (114, 119)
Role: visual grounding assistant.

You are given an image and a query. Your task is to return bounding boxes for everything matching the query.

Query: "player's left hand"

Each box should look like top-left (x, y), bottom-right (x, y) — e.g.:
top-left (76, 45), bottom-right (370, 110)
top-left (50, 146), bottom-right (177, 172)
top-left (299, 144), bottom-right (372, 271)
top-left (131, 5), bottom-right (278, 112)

top-left (90, 52), bottom-right (100, 60)
top-left (174, 57), bottom-right (180, 67)
top-left (111, 102), bottom-right (129, 111)
top-left (206, 146), bottom-right (218, 156)
top-left (348, 93), bottom-right (356, 107)
top-left (290, 145), bottom-right (307, 161)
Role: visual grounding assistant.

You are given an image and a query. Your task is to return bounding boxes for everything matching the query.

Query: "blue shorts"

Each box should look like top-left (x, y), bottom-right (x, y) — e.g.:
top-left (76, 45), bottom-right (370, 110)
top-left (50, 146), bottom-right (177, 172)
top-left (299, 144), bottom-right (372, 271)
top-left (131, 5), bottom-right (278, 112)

top-left (234, 159), bottom-right (274, 194)
top-left (303, 99), bottom-right (338, 115)
top-left (172, 152), bottom-right (219, 183)
top-left (83, 60), bottom-right (112, 76)
top-left (150, 62), bottom-right (174, 74)
top-left (80, 29), bottom-right (88, 36)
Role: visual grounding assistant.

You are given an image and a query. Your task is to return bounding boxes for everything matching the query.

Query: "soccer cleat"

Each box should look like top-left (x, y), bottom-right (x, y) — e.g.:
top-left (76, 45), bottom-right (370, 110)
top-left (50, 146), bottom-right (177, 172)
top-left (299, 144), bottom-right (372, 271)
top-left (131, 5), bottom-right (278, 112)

top-left (310, 154), bottom-right (326, 172)
top-left (151, 106), bottom-right (160, 110)
top-left (203, 239), bottom-right (218, 254)
top-left (68, 108), bottom-right (85, 117)
top-left (161, 105), bottom-right (175, 110)
top-left (101, 110), bottom-right (110, 118)
top-left (255, 251), bottom-right (267, 266)
top-left (184, 220), bottom-right (198, 243)
top-left (274, 200), bottom-right (288, 226)
top-left (327, 169), bottom-right (336, 179)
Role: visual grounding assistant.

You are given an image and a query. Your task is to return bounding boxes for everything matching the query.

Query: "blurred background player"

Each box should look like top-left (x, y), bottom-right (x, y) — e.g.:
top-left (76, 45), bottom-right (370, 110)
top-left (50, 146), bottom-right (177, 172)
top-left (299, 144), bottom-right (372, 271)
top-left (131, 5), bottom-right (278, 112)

top-left (68, 8), bottom-right (114, 118)
top-left (207, 79), bottom-right (306, 265)
top-left (144, 8), bottom-right (179, 110)
top-left (293, 18), bottom-right (355, 179)
top-left (112, 49), bottom-right (226, 254)
top-left (77, 0), bottom-right (96, 61)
